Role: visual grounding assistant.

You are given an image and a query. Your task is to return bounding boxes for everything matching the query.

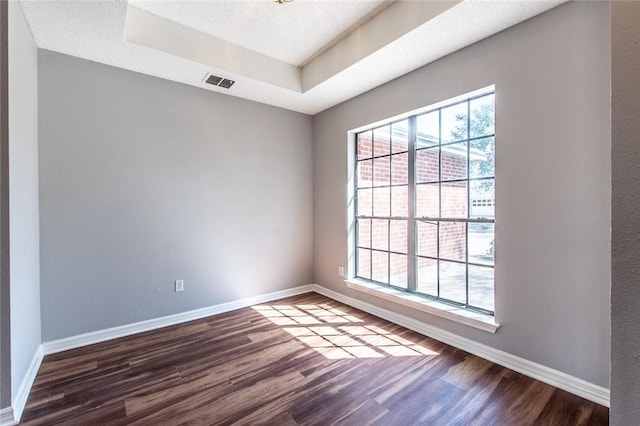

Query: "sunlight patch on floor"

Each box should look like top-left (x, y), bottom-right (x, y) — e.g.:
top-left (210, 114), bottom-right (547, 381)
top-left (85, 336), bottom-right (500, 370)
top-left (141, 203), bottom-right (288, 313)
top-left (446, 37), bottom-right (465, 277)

top-left (252, 303), bottom-right (439, 359)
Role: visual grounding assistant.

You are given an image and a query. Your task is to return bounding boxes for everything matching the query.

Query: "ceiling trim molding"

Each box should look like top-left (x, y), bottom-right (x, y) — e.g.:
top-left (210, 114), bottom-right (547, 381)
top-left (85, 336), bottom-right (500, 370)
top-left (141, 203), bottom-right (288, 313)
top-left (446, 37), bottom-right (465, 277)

top-left (301, 0), bottom-right (460, 92)
top-left (124, 6), bottom-right (302, 92)
top-left (124, 2), bottom-right (465, 95)
top-left (23, 0), bottom-right (569, 115)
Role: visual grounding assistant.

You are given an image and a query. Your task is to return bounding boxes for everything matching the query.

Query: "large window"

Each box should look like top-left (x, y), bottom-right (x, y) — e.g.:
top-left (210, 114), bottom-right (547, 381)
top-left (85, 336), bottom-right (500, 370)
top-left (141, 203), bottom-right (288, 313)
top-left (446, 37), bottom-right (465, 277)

top-left (354, 90), bottom-right (495, 315)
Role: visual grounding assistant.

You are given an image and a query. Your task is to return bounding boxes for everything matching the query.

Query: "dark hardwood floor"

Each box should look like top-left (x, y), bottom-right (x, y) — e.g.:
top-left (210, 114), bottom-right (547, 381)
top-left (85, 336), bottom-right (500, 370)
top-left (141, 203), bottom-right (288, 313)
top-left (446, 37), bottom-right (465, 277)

top-left (20, 293), bottom-right (608, 425)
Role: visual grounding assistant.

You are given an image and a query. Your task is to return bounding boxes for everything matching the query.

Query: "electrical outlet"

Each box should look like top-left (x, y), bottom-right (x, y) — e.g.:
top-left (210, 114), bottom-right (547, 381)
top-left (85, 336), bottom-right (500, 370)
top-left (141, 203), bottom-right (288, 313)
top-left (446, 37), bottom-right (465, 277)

top-left (338, 266), bottom-right (344, 277)
top-left (175, 279), bottom-right (184, 292)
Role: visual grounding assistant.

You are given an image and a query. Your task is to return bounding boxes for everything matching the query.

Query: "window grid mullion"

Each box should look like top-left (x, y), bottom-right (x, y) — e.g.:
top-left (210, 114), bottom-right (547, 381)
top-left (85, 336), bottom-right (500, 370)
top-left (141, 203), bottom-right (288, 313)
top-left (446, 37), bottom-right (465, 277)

top-left (416, 133), bottom-right (494, 151)
top-left (407, 116), bottom-right (417, 292)
top-left (387, 219), bottom-right (391, 285)
top-left (355, 139), bottom-right (361, 280)
top-left (353, 90), bottom-right (494, 315)
top-left (465, 99), bottom-right (471, 308)
top-left (359, 246), bottom-right (408, 257)
top-left (369, 135), bottom-right (374, 280)
top-left (437, 108), bottom-right (442, 299)
top-left (415, 253), bottom-right (493, 269)
top-left (388, 132), bottom-right (392, 286)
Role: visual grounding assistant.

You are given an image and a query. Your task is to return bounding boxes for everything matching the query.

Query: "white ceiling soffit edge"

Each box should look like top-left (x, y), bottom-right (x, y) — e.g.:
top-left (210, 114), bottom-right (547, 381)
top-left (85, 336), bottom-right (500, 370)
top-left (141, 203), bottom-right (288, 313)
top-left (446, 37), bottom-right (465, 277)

top-left (124, 6), bottom-right (302, 92)
top-left (124, 1), bottom-right (462, 94)
top-left (122, 1), bottom-right (568, 115)
top-left (302, 0), bottom-right (460, 92)
top-left (303, 0), bottom-right (568, 114)
top-left (23, 1), bottom-right (571, 115)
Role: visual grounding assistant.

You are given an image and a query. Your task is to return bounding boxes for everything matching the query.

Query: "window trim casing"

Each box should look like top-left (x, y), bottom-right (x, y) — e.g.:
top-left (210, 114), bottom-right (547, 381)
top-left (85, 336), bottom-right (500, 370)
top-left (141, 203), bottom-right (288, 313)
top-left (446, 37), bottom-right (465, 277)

top-left (348, 88), bottom-right (496, 325)
top-left (344, 278), bottom-right (499, 333)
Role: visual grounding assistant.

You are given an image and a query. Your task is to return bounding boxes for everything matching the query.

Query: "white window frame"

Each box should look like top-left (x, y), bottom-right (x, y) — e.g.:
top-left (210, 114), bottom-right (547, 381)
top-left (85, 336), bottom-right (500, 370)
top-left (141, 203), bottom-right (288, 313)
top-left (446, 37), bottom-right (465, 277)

top-left (346, 87), bottom-right (498, 332)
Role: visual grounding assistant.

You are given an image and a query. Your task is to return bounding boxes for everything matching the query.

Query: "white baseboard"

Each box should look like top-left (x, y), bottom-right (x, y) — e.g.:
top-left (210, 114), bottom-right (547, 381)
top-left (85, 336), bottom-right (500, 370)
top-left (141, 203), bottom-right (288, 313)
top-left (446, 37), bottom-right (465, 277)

top-left (312, 284), bottom-right (610, 407)
top-left (10, 345), bottom-right (44, 424)
top-left (42, 284), bottom-right (314, 355)
top-left (0, 407), bottom-right (15, 426)
top-left (25, 281), bottom-right (608, 424)
top-left (10, 284), bottom-right (314, 424)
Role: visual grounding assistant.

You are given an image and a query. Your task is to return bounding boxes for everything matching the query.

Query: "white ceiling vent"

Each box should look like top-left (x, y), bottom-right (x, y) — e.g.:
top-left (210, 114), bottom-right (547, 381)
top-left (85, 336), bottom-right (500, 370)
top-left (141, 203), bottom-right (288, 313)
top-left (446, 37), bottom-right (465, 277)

top-left (204, 73), bottom-right (235, 89)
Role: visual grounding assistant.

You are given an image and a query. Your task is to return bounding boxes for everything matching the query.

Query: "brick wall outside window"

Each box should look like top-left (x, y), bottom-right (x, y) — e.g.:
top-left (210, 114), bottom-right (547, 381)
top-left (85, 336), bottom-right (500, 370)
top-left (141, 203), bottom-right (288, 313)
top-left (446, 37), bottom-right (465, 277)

top-left (356, 135), bottom-right (468, 287)
top-left (353, 90), bottom-right (495, 312)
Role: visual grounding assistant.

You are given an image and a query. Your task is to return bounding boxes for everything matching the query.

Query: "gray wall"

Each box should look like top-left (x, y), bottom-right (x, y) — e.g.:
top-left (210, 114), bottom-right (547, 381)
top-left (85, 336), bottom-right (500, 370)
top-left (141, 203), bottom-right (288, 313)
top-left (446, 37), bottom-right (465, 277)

top-left (313, 1), bottom-right (610, 387)
top-left (38, 51), bottom-right (313, 341)
top-left (8, 1), bottom-right (40, 405)
top-left (0, 0), bottom-right (10, 410)
top-left (611, 2), bottom-right (640, 424)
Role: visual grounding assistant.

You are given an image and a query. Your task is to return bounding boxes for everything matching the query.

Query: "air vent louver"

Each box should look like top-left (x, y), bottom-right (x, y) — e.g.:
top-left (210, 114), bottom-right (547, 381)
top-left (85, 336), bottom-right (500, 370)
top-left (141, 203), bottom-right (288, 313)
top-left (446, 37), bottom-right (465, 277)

top-left (218, 79), bottom-right (235, 89)
top-left (205, 75), bottom-right (222, 86)
top-left (204, 74), bottom-right (235, 89)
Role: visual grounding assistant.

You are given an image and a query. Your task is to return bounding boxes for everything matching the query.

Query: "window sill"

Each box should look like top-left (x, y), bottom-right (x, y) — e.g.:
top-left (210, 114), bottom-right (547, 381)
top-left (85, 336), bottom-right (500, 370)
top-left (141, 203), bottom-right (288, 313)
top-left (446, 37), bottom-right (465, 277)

top-left (344, 279), bottom-right (500, 333)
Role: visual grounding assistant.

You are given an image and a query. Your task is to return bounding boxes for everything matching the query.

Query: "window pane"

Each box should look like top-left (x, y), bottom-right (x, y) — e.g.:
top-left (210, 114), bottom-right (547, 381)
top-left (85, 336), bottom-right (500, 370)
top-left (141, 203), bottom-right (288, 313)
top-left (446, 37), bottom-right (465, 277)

top-left (357, 130), bottom-right (373, 160)
top-left (468, 223), bottom-right (494, 266)
top-left (357, 159), bottom-right (372, 188)
top-left (470, 137), bottom-right (494, 179)
top-left (391, 153), bottom-right (408, 185)
top-left (389, 220), bottom-right (407, 254)
top-left (373, 187), bottom-right (390, 217)
top-left (356, 188), bottom-right (372, 217)
top-left (417, 257), bottom-right (437, 296)
top-left (439, 261), bottom-right (466, 304)
top-left (357, 219), bottom-right (371, 248)
top-left (390, 254), bottom-right (407, 288)
top-left (391, 120), bottom-right (409, 153)
top-left (373, 125), bottom-right (390, 156)
top-left (353, 90), bottom-right (495, 315)
top-left (441, 143), bottom-right (467, 181)
top-left (371, 219), bottom-right (389, 251)
top-left (470, 179), bottom-right (494, 219)
top-left (372, 251), bottom-right (389, 284)
top-left (416, 220), bottom-right (437, 258)
top-left (440, 222), bottom-right (466, 262)
top-left (416, 183), bottom-right (439, 218)
top-left (357, 248), bottom-right (371, 279)
top-left (391, 185), bottom-right (408, 217)
top-left (469, 265), bottom-right (494, 312)
top-left (416, 148), bottom-right (439, 183)
top-left (441, 102), bottom-right (467, 143)
top-left (470, 94), bottom-right (494, 138)
top-left (416, 111), bottom-right (439, 147)
top-left (373, 156), bottom-right (390, 186)
top-left (441, 181), bottom-right (468, 218)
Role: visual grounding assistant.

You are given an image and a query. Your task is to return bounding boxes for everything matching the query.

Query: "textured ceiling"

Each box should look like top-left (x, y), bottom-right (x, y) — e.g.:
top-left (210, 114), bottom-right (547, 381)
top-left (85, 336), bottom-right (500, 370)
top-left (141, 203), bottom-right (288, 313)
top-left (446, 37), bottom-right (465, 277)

top-left (129, 0), bottom-right (390, 67)
top-left (20, 0), bottom-right (567, 115)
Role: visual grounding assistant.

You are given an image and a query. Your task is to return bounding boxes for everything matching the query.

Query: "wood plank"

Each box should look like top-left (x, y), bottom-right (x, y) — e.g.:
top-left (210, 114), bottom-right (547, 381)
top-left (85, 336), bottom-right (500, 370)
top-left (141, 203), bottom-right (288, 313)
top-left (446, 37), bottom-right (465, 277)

top-left (19, 293), bottom-right (609, 425)
top-left (535, 388), bottom-right (595, 425)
